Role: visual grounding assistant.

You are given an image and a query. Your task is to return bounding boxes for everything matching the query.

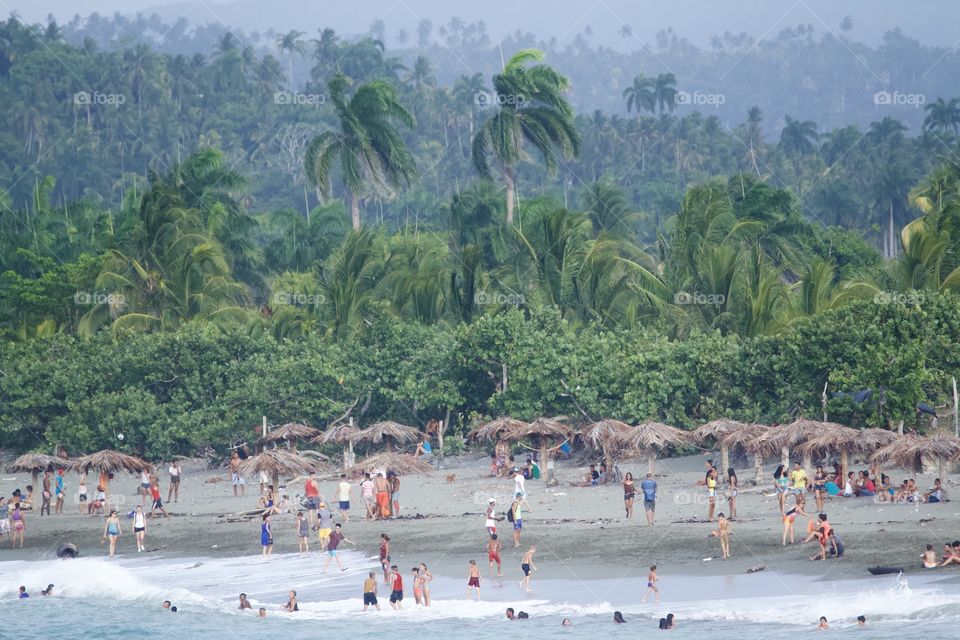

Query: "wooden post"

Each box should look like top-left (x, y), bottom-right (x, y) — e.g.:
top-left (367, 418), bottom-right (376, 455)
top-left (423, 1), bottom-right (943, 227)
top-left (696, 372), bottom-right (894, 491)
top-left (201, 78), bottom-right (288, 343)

top-left (781, 446), bottom-right (789, 469)
top-left (840, 450), bottom-right (849, 487)
top-left (822, 381), bottom-right (829, 422)
top-left (647, 451), bottom-right (656, 476)
top-left (720, 444), bottom-right (730, 477)
top-left (953, 377), bottom-right (958, 437)
top-left (753, 451), bottom-right (764, 485)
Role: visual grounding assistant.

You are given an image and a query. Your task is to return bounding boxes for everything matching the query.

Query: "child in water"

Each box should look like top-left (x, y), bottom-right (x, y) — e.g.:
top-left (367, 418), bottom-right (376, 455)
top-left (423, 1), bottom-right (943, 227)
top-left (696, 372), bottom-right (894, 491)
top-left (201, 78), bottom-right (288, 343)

top-left (641, 564), bottom-right (659, 603)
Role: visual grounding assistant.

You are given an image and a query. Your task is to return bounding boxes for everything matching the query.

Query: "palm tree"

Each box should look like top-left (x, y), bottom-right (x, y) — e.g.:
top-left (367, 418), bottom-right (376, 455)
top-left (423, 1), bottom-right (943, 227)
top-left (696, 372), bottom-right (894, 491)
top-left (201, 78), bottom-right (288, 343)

top-left (923, 98), bottom-right (960, 136)
top-left (738, 106), bottom-right (764, 175)
top-left (305, 72), bottom-right (418, 230)
top-left (275, 30), bottom-right (306, 88)
top-left (471, 49), bottom-right (581, 225)
top-left (623, 74), bottom-right (656, 116)
top-left (653, 73), bottom-right (678, 114)
top-left (406, 55), bottom-right (435, 91)
top-left (840, 16), bottom-right (854, 33)
top-left (778, 116), bottom-right (818, 156)
top-left (619, 25), bottom-right (633, 39)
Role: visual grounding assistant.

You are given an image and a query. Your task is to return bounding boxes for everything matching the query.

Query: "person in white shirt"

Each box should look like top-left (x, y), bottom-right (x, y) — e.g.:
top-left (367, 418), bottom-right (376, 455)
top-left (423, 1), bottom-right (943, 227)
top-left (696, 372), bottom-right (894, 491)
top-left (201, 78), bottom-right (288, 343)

top-left (133, 505), bottom-right (147, 552)
top-left (167, 461), bottom-right (182, 503)
top-left (513, 470), bottom-right (529, 508)
top-left (337, 474), bottom-right (353, 523)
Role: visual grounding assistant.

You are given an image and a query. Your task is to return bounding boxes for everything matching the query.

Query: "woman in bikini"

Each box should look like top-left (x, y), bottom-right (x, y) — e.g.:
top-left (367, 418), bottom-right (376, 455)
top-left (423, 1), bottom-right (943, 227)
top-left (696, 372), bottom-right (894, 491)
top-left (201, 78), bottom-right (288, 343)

top-left (623, 472), bottom-right (636, 519)
top-left (726, 468), bottom-right (738, 520)
top-left (102, 509), bottom-right (121, 557)
top-left (773, 465), bottom-right (788, 514)
top-left (810, 466), bottom-right (825, 510)
top-left (418, 563), bottom-right (433, 606)
top-left (782, 503), bottom-right (807, 545)
top-left (282, 590), bottom-right (298, 612)
top-left (412, 567), bottom-right (423, 605)
top-left (10, 503), bottom-right (24, 548)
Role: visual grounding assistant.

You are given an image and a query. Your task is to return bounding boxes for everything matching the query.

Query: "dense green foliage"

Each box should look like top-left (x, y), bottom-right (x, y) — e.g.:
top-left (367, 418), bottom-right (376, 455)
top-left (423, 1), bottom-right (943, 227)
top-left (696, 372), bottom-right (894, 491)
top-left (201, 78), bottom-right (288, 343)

top-left (3, 15), bottom-right (960, 457)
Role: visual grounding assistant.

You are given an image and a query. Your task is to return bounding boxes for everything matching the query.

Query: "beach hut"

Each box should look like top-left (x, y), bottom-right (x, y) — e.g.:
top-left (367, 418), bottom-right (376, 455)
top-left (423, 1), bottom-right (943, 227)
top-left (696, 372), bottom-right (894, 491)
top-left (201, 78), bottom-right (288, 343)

top-left (356, 451), bottom-right (434, 477)
top-left (719, 423), bottom-right (769, 485)
top-left (872, 431), bottom-right (960, 480)
top-left (316, 422), bottom-right (361, 471)
top-left (750, 418), bottom-right (839, 470)
top-left (467, 417), bottom-right (529, 442)
top-left (500, 417), bottom-right (574, 483)
top-left (692, 419), bottom-right (751, 476)
top-left (353, 421), bottom-right (422, 453)
top-left (6, 453), bottom-right (71, 487)
top-left (237, 448), bottom-right (320, 493)
top-left (797, 426), bottom-right (897, 480)
top-left (258, 422), bottom-right (319, 452)
top-left (582, 419), bottom-right (634, 466)
top-left (617, 421), bottom-right (689, 475)
top-left (71, 450), bottom-right (151, 504)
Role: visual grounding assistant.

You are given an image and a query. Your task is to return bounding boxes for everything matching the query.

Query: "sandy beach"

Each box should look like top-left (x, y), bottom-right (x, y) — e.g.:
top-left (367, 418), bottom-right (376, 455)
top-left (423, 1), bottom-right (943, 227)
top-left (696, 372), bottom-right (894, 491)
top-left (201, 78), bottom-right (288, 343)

top-left (3, 451), bottom-right (959, 585)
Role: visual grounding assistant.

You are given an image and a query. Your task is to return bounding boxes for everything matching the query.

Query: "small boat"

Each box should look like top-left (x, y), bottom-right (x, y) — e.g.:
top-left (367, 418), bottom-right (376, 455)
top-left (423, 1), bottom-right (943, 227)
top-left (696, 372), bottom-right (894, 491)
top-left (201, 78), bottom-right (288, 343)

top-left (867, 566), bottom-right (903, 575)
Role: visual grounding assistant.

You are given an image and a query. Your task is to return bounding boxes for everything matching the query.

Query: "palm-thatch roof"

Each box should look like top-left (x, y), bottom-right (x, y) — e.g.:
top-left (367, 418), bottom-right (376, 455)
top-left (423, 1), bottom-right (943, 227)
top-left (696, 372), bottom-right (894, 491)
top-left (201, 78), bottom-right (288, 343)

top-left (467, 417), bottom-right (529, 442)
top-left (795, 425), bottom-right (862, 457)
top-left (872, 431), bottom-right (960, 473)
top-left (719, 423), bottom-right (769, 451)
top-left (6, 453), bottom-right (71, 474)
top-left (353, 421), bottom-right (422, 446)
top-left (852, 428), bottom-right (899, 451)
top-left (236, 449), bottom-right (320, 479)
top-left (315, 422), bottom-right (361, 445)
top-left (71, 450), bottom-right (151, 474)
top-left (582, 419), bottom-right (634, 450)
top-left (501, 417), bottom-right (573, 442)
top-left (749, 418), bottom-right (841, 456)
top-left (258, 422), bottom-right (319, 446)
top-left (357, 452), bottom-right (434, 476)
top-left (618, 421), bottom-right (689, 451)
top-left (691, 419), bottom-right (750, 444)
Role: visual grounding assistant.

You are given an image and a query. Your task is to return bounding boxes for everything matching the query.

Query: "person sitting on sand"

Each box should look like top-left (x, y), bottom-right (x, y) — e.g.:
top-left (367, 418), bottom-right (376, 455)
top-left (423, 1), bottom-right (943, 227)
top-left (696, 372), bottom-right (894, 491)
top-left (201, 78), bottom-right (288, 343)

top-left (941, 542), bottom-right (960, 566)
top-left (415, 437), bottom-right (433, 460)
top-left (842, 471), bottom-right (856, 497)
top-left (924, 478), bottom-right (945, 503)
top-left (922, 544), bottom-right (938, 569)
top-left (809, 526), bottom-right (828, 561)
top-left (826, 530), bottom-right (844, 559)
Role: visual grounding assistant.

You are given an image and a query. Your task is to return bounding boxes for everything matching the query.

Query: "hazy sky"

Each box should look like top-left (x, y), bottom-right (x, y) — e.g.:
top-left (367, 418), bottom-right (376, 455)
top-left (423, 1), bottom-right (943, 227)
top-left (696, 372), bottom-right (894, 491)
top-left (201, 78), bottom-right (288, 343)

top-left (9, 0), bottom-right (960, 48)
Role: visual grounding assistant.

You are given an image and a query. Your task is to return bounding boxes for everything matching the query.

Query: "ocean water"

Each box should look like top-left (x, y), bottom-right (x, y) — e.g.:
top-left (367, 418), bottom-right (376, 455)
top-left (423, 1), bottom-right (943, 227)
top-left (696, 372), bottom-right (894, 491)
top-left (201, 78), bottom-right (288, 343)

top-left (2, 551), bottom-right (959, 640)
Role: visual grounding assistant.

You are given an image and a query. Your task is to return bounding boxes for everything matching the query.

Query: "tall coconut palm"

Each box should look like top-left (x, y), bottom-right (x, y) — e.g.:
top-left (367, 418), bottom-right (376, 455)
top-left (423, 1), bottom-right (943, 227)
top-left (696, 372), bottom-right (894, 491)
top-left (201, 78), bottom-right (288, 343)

top-left (623, 74), bottom-right (656, 116)
top-left (305, 72), bottom-right (417, 230)
top-left (653, 73), bottom-right (678, 114)
top-left (923, 97), bottom-right (960, 136)
top-left (779, 115), bottom-right (818, 156)
top-left (275, 29), bottom-right (306, 87)
top-left (471, 49), bottom-right (580, 225)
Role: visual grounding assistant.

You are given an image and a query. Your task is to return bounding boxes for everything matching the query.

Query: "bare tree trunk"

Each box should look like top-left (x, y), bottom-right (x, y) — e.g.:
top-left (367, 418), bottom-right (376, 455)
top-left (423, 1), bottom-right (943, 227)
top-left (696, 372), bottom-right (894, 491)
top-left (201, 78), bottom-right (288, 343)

top-left (720, 444), bottom-right (729, 477)
top-left (780, 446), bottom-right (789, 469)
top-left (753, 451), bottom-right (764, 485)
top-left (647, 451), bottom-right (656, 475)
top-left (503, 166), bottom-right (516, 225)
top-left (888, 203), bottom-right (895, 258)
top-left (350, 194), bottom-right (361, 230)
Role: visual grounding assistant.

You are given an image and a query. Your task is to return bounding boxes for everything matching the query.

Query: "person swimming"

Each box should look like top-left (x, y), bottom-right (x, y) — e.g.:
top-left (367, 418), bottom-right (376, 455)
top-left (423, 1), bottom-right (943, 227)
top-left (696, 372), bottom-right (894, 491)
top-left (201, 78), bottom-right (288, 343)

top-left (613, 611), bottom-right (626, 623)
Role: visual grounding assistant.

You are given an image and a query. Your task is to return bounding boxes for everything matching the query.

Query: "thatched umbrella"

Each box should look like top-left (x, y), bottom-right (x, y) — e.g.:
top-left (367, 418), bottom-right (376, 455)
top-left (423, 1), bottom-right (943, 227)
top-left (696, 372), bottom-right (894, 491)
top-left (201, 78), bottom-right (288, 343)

top-left (582, 419), bottom-right (634, 466)
top-left (6, 453), bottom-right (71, 487)
top-left (618, 421), bottom-right (689, 475)
top-left (353, 421), bottom-right (422, 453)
top-left (258, 422), bottom-right (319, 452)
top-left (357, 451), bottom-right (434, 476)
top-left (797, 425), bottom-right (897, 480)
top-left (751, 418), bottom-right (839, 470)
top-left (467, 417), bottom-right (529, 442)
top-left (872, 431), bottom-right (960, 480)
top-left (692, 419), bottom-right (751, 476)
top-left (500, 417), bottom-right (574, 483)
top-left (72, 450), bottom-right (151, 503)
top-left (316, 422), bottom-right (361, 471)
top-left (237, 448), bottom-right (320, 493)
top-left (719, 423), bottom-right (769, 485)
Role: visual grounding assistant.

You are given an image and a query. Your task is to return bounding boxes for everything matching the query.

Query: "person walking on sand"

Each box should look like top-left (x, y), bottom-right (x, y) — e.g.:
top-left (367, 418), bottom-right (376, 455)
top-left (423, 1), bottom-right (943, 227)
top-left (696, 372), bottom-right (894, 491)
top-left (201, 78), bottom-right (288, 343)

top-left (41, 470), bottom-right (52, 516)
top-left (790, 461), bottom-right (807, 507)
top-left (513, 469), bottom-right (529, 508)
top-left (295, 510), bottom-right (309, 552)
top-left (133, 505), bottom-right (147, 552)
top-left (773, 465), bottom-right (788, 514)
top-left (519, 546), bottom-right (537, 592)
top-left (363, 571), bottom-right (380, 611)
top-left (641, 564), bottom-right (659, 603)
top-left (230, 452), bottom-right (245, 497)
top-left (389, 565), bottom-right (404, 610)
top-left (388, 472), bottom-right (401, 518)
top-left (510, 497), bottom-right (523, 548)
top-left (316, 501), bottom-right (333, 548)
top-left (419, 563), bottom-right (433, 606)
top-left (102, 509), bottom-right (121, 557)
top-left (322, 523), bottom-right (354, 573)
top-left (167, 461), bottom-right (182, 503)
top-left (623, 472), bottom-right (636, 519)
top-left (726, 468), bottom-right (738, 520)
top-left (488, 533), bottom-right (503, 577)
top-left (466, 559), bottom-right (481, 600)
top-left (139, 468), bottom-right (151, 508)
top-left (379, 533), bottom-right (392, 584)
top-left (337, 474), bottom-right (352, 523)
top-left (641, 473), bottom-right (657, 526)
top-left (715, 512), bottom-right (731, 559)
top-left (261, 513), bottom-right (273, 556)
top-left (485, 498), bottom-right (501, 537)
top-left (149, 481), bottom-right (169, 518)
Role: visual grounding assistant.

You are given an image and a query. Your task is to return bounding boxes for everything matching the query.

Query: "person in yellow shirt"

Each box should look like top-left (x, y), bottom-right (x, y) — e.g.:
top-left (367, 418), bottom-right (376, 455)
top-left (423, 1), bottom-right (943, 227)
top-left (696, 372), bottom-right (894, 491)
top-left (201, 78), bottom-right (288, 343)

top-left (790, 461), bottom-right (808, 507)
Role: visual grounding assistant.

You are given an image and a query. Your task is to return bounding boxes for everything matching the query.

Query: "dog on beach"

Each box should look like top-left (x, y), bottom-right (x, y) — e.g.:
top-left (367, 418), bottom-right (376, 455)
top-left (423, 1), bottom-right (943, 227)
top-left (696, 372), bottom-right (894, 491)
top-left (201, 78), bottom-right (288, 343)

top-left (445, 474), bottom-right (456, 484)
